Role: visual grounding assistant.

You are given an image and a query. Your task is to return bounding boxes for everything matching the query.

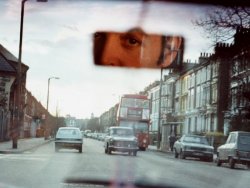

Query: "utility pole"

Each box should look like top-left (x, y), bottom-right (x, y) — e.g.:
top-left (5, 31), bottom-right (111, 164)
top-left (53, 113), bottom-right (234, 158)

top-left (157, 68), bottom-right (163, 150)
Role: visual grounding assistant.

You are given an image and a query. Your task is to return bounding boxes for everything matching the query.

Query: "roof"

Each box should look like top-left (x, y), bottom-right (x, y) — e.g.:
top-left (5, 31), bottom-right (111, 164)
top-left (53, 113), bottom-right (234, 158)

top-left (122, 94), bottom-right (148, 99)
top-left (0, 44), bottom-right (29, 72)
top-left (0, 44), bottom-right (18, 62)
top-left (58, 127), bottom-right (80, 130)
top-left (0, 54), bottom-right (15, 73)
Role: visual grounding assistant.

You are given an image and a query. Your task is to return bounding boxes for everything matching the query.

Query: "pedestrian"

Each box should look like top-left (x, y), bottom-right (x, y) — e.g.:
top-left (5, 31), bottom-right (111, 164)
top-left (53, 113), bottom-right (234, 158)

top-left (169, 133), bottom-right (176, 152)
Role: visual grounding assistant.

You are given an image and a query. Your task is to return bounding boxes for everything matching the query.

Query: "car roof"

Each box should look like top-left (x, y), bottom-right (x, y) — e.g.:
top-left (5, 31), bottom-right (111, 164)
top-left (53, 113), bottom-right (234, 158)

top-left (184, 134), bottom-right (206, 138)
top-left (230, 131), bottom-right (250, 135)
top-left (58, 127), bottom-right (80, 130)
top-left (109, 126), bottom-right (133, 130)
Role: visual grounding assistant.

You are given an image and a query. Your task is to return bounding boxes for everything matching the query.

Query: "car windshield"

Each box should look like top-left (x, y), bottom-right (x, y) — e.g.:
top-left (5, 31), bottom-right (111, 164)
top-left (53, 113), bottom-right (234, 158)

top-left (0, 1), bottom-right (250, 188)
top-left (111, 129), bottom-right (134, 136)
top-left (183, 136), bottom-right (209, 145)
top-left (120, 121), bottom-right (148, 133)
top-left (57, 129), bottom-right (79, 136)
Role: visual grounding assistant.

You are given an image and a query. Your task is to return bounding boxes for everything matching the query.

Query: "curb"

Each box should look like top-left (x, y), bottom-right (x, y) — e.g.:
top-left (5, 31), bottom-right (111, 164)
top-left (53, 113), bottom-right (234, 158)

top-left (0, 139), bottom-right (53, 154)
top-left (147, 147), bottom-right (174, 155)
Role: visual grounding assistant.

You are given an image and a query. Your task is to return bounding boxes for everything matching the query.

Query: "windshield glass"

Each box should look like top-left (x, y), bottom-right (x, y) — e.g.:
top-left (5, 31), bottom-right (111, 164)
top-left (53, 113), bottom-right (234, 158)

top-left (184, 136), bottom-right (209, 145)
top-left (0, 1), bottom-right (249, 188)
top-left (120, 121), bottom-right (148, 133)
top-left (110, 128), bottom-right (133, 136)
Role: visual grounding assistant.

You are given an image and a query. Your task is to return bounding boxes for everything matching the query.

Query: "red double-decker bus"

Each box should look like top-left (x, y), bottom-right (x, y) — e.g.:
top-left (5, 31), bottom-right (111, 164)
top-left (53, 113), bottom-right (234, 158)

top-left (117, 94), bottom-right (150, 151)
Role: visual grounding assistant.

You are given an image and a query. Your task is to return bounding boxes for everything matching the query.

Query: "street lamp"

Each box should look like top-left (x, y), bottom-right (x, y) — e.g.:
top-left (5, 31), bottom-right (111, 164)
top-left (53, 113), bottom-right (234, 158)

top-left (46, 77), bottom-right (60, 111)
top-left (44, 77), bottom-right (59, 140)
top-left (14, 0), bottom-right (48, 149)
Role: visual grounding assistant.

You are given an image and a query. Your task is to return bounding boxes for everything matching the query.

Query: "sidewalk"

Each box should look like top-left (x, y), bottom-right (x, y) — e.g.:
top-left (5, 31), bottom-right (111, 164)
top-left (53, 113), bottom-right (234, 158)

top-left (147, 145), bottom-right (174, 155)
top-left (0, 137), bottom-right (53, 154)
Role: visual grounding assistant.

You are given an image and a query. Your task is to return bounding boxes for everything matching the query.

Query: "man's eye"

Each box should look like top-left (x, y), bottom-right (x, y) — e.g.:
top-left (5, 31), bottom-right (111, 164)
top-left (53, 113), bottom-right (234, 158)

top-left (127, 37), bottom-right (140, 46)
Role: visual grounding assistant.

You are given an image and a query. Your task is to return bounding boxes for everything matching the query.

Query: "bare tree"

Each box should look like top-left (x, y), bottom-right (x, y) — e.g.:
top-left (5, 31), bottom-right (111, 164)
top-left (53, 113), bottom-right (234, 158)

top-left (194, 6), bottom-right (250, 43)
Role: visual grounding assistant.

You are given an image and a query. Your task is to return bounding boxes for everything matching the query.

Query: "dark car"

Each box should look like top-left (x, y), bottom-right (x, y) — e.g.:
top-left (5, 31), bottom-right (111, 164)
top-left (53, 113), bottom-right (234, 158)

top-left (217, 131), bottom-right (250, 169)
top-left (173, 135), bottom-right (214, 162)
top-left (55, 127), bottom-right (83, 153)
top-left (104, 127), bottom-right (138, 156)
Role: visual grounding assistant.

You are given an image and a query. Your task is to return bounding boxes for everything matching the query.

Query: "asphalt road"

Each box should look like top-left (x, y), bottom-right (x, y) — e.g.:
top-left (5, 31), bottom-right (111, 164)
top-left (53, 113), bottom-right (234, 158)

top-left (0, 138), bottom-right (249, 188)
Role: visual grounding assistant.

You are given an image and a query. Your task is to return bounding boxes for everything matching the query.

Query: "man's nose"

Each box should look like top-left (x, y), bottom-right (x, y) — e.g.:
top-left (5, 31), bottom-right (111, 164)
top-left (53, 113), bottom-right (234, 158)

top-left (101, 35), bottom-right (123, 66)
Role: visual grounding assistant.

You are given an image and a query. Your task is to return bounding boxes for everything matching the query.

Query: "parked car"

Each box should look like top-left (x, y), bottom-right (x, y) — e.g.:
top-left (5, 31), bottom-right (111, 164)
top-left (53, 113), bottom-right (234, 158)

top-left (173, 134), bottom-right (214, 162)
top-left (217, 131), bottom-right (250, 169)
top-left (104, 127), bottom-right (138, 156)
top-left (55, 127), bottom-right (83, 153)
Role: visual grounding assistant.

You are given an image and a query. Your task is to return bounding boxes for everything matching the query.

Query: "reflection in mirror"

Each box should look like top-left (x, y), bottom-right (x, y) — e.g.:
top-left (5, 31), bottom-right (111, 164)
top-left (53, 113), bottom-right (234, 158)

top-left (93, 28), bottom-right (184, 69)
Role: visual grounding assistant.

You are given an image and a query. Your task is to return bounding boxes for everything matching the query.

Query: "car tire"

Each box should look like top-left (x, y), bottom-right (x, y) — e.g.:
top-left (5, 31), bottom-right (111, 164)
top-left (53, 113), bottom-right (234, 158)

top-left (133, 151), bottom-right (137, 156)
top-left (108, 147), bottom-right (112, 154)
top-left (79, 146), bottom-right (82, 153)
top-left (229, 157), bottom-right (235, 169)
top-left (174, 149), bottom-right (179, 158)
top-left (216, 153), bottom-right (222, 166)
top-left (105, 145), bottom-right (108, 154)
top-left (180, 150), bottom-right (185, 159)
top-left (247, 163), bottom-right (250, 169)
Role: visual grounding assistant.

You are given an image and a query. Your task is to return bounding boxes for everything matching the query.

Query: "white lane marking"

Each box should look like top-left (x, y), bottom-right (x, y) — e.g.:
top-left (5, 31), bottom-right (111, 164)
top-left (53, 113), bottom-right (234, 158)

top-left (0, 154), bottom-right (51, 162)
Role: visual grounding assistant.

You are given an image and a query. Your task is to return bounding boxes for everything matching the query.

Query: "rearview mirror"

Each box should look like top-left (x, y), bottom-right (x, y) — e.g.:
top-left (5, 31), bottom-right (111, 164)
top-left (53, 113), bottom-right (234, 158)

top-left (93, 28), bottom-right (184, 69)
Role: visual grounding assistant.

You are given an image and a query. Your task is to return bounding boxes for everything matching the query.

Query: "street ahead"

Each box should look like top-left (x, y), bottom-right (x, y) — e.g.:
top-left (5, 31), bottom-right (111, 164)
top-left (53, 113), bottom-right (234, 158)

top-left (0, 139), bottom-right (249, 188)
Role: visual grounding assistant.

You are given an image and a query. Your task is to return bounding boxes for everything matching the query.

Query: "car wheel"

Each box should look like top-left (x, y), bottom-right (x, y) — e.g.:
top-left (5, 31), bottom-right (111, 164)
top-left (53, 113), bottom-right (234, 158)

top-left (180, 150), bottom-right (185, 159)
top-left (247, 163), bottom-right (250, 169)
top-left (108, 146), bottom-right (112, 154)
top-left (105, 145), bottom-right (108, 154)
top-left (79, 146), bottom-right (82, 153)
top-left (174, 149), bottom-right (179, 158)
top-left (133, 151), bottom-right (137, 156)
top-left (216, 153), bottom-right (222, 166)
top-left (229, 157), bottom-right (235, 169)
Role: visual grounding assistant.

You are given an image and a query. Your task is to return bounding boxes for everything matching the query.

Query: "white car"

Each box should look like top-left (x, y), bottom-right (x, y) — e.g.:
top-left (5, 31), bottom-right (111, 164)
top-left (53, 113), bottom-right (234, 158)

top-left (55, 127), bottom-right (83, 153)
top-left (217, 131), bottom-right (250, 169)
top-left (174, 134), bottom-right (214, 162)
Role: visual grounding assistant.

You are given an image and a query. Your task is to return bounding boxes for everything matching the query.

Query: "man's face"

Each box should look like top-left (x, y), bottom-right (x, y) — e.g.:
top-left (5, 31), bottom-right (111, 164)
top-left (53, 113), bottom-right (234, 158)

top-left (93, 29), bottom-right (182, 68)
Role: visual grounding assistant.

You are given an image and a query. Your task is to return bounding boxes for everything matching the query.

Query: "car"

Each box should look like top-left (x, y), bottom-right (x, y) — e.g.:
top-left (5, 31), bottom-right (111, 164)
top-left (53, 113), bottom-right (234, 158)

top-left (104, 127), bottom-right (138, 156)
top-left (173, 134), bottom-right (214, 162)
top-left (55, 127), bottom-right (83, 153)
top-left (216, 131), bottom-right (250, 169)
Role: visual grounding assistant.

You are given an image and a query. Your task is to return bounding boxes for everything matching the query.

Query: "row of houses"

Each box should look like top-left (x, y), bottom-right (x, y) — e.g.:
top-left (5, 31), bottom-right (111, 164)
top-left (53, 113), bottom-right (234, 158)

top-left (98, 27), bottom-right (250, 151)
top-left (0, 44), bottom-right (57, 141)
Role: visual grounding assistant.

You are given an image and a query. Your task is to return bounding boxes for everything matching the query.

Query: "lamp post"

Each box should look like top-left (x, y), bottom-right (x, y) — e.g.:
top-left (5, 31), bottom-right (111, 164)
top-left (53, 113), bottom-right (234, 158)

top-left (45, 77), bottom-right (59, 139)
top-left (14, 0), bottom-right (48, 149)
top-left (46, 77), bottom-right (60, 111)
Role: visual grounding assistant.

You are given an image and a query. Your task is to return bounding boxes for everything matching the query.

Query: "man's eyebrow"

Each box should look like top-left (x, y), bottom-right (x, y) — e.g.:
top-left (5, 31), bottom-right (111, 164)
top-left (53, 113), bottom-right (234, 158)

top-left (126, 28), bottom-right (146, 35)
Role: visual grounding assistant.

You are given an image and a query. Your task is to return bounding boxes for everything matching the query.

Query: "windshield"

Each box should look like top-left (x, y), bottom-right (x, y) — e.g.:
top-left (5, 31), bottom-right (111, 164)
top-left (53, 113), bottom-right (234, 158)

top-left (120, 121), bottom-right (148, 133)
top-left (183, 136), bottom-right (209, 145)
top-left (0, 1), bottom-right (249, 188)
top-left (110, 128), bottom-right (134, 136)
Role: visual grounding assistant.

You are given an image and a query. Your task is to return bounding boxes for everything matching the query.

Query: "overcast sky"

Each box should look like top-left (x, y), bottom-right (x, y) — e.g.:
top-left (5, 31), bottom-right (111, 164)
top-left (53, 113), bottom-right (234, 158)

top-left (0, 0), bottom-right (213, 119)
